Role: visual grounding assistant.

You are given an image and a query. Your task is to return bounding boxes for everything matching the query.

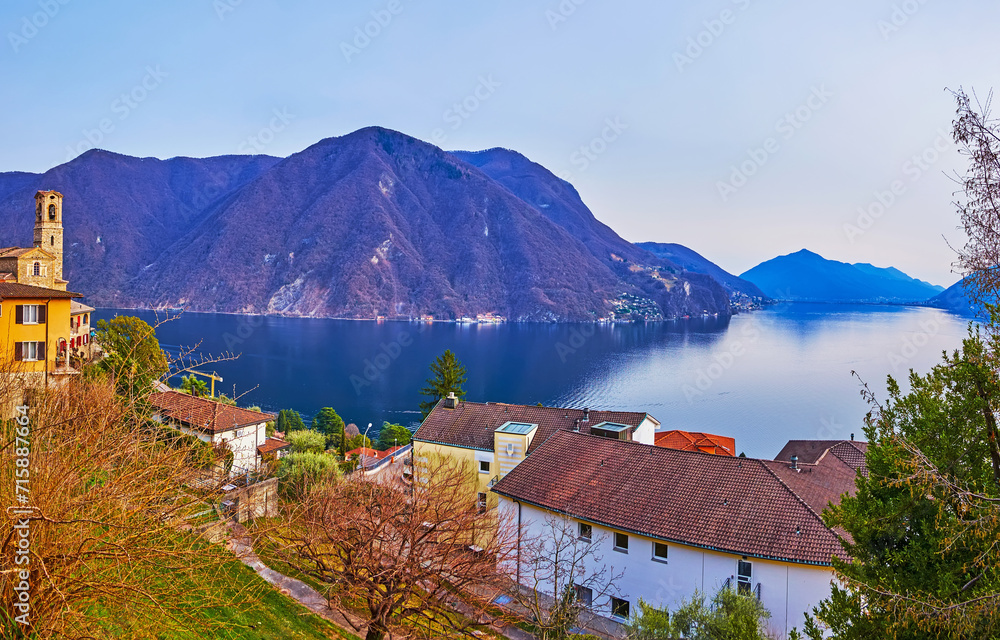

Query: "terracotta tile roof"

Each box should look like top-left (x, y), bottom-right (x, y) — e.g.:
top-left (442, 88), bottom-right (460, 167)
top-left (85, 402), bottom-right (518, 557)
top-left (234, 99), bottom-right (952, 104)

top-left (346, 446), bottom-right (380, 459)
top-left (70, 300), bottom-right (95, 314)
top-left (257, 437), bottom-right (290, 455)
top-left (414, 401), bottom-right (654, 453)
top-left (492, 431), bottom-right (848, 566)
top-left (760, 456), bottom-right (859, 520)
top-left (150, 391), bottom-right (275, 434)
top-left (0, 282), bottom-right (82, 299)
top-left (654, 430), bottom-right (735, 456)
top-left (775, 440), bottom-right (868, 474)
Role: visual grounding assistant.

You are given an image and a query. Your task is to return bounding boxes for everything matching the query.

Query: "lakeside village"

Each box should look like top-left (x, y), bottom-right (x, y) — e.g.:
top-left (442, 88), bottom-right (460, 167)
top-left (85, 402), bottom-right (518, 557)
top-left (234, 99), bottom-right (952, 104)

top-left (4, 192), bottom-right (860, 639)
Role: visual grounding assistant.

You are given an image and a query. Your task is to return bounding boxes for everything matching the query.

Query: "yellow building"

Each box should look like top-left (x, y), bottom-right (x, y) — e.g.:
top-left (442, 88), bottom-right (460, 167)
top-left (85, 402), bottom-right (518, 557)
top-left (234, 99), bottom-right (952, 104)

top-left (412, 394), bottom-right (660, 511)
top-left (0, 191), bottom-right (84, 389)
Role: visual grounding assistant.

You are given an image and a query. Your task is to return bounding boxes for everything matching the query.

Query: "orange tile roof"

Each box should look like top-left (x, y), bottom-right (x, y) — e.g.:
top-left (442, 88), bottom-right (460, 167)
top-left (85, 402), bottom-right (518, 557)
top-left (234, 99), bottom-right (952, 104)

top-left (0, 282), bottom-right (82, 299)
top-left (150, 390), bottom-right (274, 434)
top-left (492, 431), bottom-right (854, 566)
top-left (257, 437), bottom-right (290, 455)
top-left (654, 430), bottom-right (735, 456)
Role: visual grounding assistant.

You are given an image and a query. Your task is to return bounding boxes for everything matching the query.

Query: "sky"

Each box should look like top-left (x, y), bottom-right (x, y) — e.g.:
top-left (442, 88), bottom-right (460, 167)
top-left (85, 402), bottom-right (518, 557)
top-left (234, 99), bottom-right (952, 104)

top-left (2, 0), bottom-right (997, 286)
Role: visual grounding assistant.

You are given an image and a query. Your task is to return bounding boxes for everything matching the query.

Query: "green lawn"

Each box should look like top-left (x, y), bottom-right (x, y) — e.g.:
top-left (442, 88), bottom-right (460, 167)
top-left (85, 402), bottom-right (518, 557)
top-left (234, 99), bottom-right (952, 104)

top-left (88, 548), bottom-right (360, 640)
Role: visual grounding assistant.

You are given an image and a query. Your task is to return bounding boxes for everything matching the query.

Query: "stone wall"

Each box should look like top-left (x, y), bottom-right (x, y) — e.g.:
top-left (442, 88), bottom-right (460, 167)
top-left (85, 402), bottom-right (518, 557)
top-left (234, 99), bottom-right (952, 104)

top-left (223, 477), bottom-right (279, 523)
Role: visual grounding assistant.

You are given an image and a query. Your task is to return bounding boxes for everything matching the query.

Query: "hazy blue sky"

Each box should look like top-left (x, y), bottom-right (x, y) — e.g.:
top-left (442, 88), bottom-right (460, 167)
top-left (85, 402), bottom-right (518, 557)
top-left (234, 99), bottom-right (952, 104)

top-left (2, 0), bottom-right (997, 285)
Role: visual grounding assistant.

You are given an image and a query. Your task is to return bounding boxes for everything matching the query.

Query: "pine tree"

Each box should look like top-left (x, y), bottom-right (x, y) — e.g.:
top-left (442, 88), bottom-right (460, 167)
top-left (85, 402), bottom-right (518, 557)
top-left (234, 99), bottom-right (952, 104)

top-left (418, 349), bottom-right (467, 417)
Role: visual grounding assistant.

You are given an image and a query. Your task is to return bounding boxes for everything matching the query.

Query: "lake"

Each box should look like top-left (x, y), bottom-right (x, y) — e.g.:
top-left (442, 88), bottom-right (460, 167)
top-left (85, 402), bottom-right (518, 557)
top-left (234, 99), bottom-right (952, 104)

top-left (94, 304), bottom-right (972, 459)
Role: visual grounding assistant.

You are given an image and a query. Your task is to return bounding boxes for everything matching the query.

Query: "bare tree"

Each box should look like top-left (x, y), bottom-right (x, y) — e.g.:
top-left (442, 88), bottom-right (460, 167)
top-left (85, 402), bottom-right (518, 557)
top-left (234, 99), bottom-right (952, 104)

top-left (0, 366), bottom-right (260, 639)
top-left (508, 515), bottom-right (622, 640)
top-left (260, 456), bottom-right (518, 640)
top-left (951, 88), bottom-right (1000, 312)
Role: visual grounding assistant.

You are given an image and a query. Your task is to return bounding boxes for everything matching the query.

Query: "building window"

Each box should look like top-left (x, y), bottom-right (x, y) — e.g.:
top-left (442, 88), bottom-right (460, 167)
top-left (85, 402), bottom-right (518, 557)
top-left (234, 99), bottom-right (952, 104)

top-left (18, 341), bottom-right (45, 362)
top-left (573, 584), bottom-right (593, 608)
top-left (578, 522), bottom-right (592, 541)
top-left (653, 541), bottom-right (669, 562)
top-left (235, 429), bottom-right (244, 438)
top-left (737, 560), bottom-right (753, 595)
top-left (479, 460), bottom-right (490, 474)
top-left (32, 262), bottom-right (41, 276)
top-left (477, 492), bottom-right (487, 512)
top-left (20, 304), bottom-right (42, 324)
top-left (614, 532), bottom-right (628, 553)
top-left (611, 597), bottom-right (630, 620)
top-left (49, 204), bottom-right (56, 219)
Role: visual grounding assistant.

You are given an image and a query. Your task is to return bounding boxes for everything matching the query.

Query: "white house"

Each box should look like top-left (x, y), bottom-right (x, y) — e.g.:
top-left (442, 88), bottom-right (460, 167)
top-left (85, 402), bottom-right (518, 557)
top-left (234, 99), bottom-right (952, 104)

top-left (493, 431), bottom-right (866, 638)
top-left (150, 390), bottom-right (275, 474)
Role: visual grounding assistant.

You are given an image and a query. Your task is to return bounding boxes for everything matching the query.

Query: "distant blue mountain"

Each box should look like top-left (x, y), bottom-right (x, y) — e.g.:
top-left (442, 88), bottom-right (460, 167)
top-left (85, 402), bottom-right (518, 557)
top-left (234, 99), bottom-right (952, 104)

top-left (637, 242), bottom-right (768, 301)
top-left (926, 278), bottom-right (983, 317)
top-left (740, 249), bottom-right (944, 303)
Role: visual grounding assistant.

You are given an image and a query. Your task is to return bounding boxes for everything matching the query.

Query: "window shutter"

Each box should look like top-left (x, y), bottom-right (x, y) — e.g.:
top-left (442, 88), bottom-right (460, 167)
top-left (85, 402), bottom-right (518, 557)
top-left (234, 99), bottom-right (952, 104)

top-left (38, 341), bottom-right (46, 361)
top-left (38, 305), bottom-right (46, 324)
top-left (14, 343), bottom-right (23, 361)
top-left (15, 305), bottom-right (23, 324)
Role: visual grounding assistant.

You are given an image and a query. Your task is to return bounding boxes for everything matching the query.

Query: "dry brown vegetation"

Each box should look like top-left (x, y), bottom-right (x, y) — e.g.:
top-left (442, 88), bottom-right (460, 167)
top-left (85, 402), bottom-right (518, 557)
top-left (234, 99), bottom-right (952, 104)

top-left (0, 363), bottom-right (259, 639)
top-left (259, 457), bottom-right (519, 640)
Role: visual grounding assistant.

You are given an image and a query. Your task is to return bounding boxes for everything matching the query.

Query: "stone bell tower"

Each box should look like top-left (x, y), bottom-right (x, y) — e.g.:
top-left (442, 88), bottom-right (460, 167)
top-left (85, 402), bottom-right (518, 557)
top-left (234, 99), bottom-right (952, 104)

top-left (33, 190), bottom-right (64, 282)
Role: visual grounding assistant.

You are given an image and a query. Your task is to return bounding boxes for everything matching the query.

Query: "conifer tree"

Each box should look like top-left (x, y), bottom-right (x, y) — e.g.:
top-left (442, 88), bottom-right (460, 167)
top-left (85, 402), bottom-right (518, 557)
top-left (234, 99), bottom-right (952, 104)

top-left (418, 349), bottom-right (467, 417)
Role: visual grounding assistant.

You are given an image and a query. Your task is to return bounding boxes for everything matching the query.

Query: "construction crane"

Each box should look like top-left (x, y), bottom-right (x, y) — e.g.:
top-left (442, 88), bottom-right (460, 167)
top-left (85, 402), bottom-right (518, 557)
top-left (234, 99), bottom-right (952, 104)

top-left (188, 370), bottom-right (223, 398)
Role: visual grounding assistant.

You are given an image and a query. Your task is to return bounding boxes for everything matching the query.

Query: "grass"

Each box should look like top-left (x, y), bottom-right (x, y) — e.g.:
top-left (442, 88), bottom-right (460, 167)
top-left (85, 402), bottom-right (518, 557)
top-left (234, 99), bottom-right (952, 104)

top-left (88, 544), bottom-right (360, 640)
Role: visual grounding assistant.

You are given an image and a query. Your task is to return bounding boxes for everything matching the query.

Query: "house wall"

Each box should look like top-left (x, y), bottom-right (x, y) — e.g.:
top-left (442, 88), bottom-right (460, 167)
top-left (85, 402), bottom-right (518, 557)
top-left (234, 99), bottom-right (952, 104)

top-left (632, 416), bottom-right (657, 445)
top-left (500, 498), bottom-right (834, 639)
top-left (1, 297), bottom-right (72, 376)
top-left (175, 421), bottom-right (266, 473)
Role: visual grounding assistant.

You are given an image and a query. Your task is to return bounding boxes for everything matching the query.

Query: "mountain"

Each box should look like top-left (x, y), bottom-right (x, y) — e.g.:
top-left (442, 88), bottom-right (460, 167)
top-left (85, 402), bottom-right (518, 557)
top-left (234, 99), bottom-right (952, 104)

top-left (739, 249), bottom-right (944, 303)
top-left (636, 242), bottom-right (768, 304)
top-left (926, 278), bottom-right (981, 316)
top-left (0, 129), bottom-right (730, 321)
top-left (0, 152), bottom-right (281, 305)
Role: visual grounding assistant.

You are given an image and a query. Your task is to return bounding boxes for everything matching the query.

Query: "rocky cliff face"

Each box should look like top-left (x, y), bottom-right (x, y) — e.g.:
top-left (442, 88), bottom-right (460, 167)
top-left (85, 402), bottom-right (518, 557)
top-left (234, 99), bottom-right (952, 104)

top-left (0, 128), bottom-right (730, 321)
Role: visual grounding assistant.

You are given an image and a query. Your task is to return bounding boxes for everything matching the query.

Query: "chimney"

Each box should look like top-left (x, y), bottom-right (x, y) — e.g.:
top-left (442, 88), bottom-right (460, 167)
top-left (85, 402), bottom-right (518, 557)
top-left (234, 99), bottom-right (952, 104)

top-left (582, 407), bottom-right (590, 422)
top-left (850, 433), bottom-right (854, 441)
top-left (573, 418), bottom-right (580, 432)
top-left (790, 455), bottom-right (798, 471)
top-left (443, 392), bottom-right (458, 409)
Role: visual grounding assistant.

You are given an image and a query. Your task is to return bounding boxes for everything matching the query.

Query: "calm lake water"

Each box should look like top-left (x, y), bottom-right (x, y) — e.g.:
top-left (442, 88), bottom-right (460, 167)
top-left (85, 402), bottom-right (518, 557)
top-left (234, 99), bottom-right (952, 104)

top-left (94, 304), bottom-right (971, 459)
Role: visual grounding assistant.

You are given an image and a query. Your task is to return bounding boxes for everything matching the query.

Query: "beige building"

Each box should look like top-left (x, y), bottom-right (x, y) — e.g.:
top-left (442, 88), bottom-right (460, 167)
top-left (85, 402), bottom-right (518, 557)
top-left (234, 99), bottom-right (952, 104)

top-left (412, 394), bottom-right (659, 511)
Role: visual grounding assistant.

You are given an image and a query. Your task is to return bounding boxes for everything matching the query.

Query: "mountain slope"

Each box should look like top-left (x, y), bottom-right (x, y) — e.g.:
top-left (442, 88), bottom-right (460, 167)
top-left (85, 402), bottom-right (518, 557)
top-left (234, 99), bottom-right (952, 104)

top-left (637, 242), bottom-right (767, 301)
top-left (450, 147), bottom-right (730, 317)
top-left (0, 151), bottom-right (280, 304)
top-left (926, 278), bottom-right (980, 316)
top-left (740, 249), bottom-right (943, 303)
top-left (0, 129), bottom-right (731, 321)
